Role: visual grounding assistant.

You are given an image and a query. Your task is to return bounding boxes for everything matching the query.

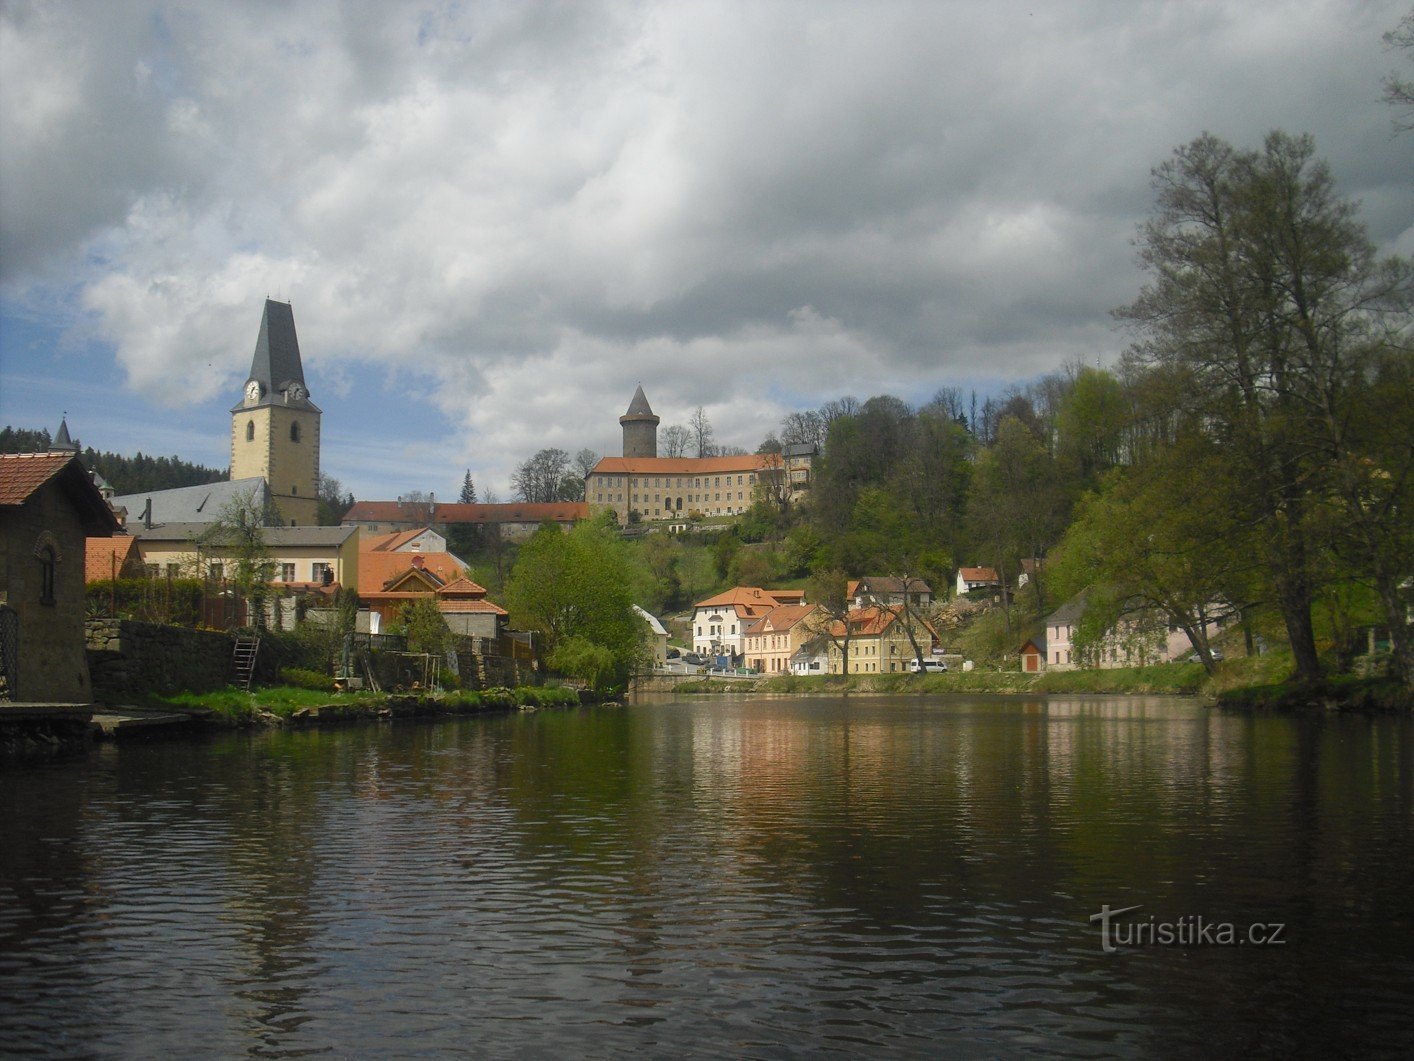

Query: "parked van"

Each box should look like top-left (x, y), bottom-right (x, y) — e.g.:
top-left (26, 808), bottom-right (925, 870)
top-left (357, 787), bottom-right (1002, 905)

top-left (907, 659), bottom-right (948, 673)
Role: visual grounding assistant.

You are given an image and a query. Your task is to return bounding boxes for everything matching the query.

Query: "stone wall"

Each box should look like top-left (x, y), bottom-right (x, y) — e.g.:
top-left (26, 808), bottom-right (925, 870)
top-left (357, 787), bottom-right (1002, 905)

top-left (85, 618), bottom-right (231, 698)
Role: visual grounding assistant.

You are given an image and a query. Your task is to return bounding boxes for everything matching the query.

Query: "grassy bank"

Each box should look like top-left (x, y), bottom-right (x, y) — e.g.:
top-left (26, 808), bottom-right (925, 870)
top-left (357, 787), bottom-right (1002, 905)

top-left (129, 684), bottom-right (584, 726)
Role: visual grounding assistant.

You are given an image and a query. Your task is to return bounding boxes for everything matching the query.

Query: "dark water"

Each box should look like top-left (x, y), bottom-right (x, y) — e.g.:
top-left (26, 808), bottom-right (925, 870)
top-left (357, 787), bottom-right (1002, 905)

top-left (2, 695), bottom-right (1412, 1057)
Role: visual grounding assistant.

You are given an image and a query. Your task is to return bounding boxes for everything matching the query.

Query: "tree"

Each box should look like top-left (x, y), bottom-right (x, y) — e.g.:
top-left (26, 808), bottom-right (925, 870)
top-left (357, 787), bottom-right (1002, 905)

top-left (689, 406), bottom-right (715, 458)
top-left (1384, 9), bottom-right (1414, 131)
top-left (512, 448), bottom-right (570, 503)
top-left (317, 473), bottom-right (355, 525)
top-left (573, 448), bottom-right (600, 479)
top-left (780, 410), bottom-right (826, 449)
top-left (504, 521), bottom-right (646, 693)
top-left (389, 597), bottom-right (456, 660)
top-left (459, 470), bottom-right (477, 504)
top-left (397, 490), bottom-right (436, 525)
top-left (200, 487), bottom-right (278, 628)
top-left (805, 568), bottom-right (855, 679)
top-left (1119, 131), bottom-right (1413, 686)
top-left (661, 424), bottom-right (691, 458)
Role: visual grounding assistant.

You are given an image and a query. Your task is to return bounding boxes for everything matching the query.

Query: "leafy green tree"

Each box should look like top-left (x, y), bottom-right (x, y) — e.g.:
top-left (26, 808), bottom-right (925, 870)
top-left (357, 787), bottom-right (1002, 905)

top-left (1119, 131), bottom-right (1412, 686)
top-left (504, 521), bottom-right (645, 693)
top-left (389, 597), bottom-right (456, 659)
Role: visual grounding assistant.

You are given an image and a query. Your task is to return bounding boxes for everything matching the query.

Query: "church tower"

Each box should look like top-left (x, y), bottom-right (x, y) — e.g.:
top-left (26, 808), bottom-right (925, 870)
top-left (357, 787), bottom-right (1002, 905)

top-left (620, 384), bottom-right (659, 458)
top-left (230, 299), bottom-right (321, 526)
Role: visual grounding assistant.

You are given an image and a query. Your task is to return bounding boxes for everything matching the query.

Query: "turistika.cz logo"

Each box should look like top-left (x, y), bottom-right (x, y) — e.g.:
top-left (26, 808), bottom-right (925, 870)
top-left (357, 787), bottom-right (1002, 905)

top-left (1089, 904), bottom-right (1287, 953)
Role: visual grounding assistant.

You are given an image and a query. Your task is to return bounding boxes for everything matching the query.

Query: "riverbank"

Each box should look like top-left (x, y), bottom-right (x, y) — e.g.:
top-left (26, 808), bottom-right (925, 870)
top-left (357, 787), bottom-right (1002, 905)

top-left (114, 684), bottom-right (586, 731)
top-left (665, 654), bottom-right (1413, 712)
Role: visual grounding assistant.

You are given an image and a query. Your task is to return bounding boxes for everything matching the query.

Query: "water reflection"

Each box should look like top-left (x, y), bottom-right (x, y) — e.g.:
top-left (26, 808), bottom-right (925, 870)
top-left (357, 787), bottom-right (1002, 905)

top-left (2, 696), bottom-right (1412, 1055)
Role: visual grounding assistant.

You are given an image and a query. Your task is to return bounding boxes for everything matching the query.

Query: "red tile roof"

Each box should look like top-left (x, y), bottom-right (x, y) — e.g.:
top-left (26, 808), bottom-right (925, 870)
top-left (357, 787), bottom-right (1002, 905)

top-left (85, 535), bottom-right (140, 582)
top-left (344, 501), bottom-right (587, 525)
top-left (0, 452), bottom-right (72, 504)
top-left (590, 455), bottom-right (776, 476)
top-left (357, 550), bottom-right (465, 595)
top-left (744, 604), bottom-right (819, 636)
top-left (959, 566), bottom-right (1001, 583)
top-left (0, 452), bottom-right (119, 533)
top-left (438, 599), bottom-right (507, 615)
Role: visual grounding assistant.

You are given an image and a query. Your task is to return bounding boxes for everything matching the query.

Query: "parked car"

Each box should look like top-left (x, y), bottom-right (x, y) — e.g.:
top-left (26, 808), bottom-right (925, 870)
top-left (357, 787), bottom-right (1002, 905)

top-left (907, 658), bottom-right (948, 673)
top-left (681, 652), bottom-right (706, 666)
top-left (666, 647), bottom-right (680, 659)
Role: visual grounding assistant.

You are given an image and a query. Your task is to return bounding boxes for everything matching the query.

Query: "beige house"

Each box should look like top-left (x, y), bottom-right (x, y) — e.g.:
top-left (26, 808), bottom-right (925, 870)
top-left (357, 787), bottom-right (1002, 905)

top-left (127, 523), bottom-right (360, 591)
top-left (1044, 594), bottom-right (1223, 670)
top-left (343, 501), bottom-right (586, 541)
top-left (743, 604), bottom-right (819, 674)
top-left (635, 605), bottom-right (669, 667)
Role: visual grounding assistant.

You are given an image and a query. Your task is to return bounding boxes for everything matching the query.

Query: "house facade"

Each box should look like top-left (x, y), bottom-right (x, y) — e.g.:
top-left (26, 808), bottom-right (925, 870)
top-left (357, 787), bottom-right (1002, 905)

top-left (127, 523), bottom-right (361, 591)
top-left (1, 452), bottom-right (119, 703)
top-left (691, 586), bottom-right (807, 662)
top-left (956, 566), bottom-right (1001, 595)
top-left (824, 607), bottom-right (940, 675)
top-left (742, 604), bottom-right (819, 674)
top-left (850, 576), bottom-right (933, 610)
top-left (634, 605), bottom-right (669, 667)
top-left (1044, 594), bottom-right (1221, 670)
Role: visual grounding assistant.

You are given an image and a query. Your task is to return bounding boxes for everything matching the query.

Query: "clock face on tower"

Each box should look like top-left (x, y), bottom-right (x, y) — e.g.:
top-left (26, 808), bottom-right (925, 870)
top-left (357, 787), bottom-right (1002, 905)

top-left (287, 382), bottom-right (306, 401)
top-left (245, 380), bottom-right (262, 402)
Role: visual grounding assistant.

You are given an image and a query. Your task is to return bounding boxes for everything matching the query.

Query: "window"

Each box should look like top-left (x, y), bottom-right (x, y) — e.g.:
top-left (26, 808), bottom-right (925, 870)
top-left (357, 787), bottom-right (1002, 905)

top-left (313, 562), bottom-right (332, 585)
top-left (145, 564), bottom-right (159, 578)
top-left (246, 421), bottom-right (255, 441)
top-left (209, 563), bottom-right (224, 581)
top-left (291, 422), bottom-right (301, 442)
top-left (281, 563), bottom-right (296, 582)
top-left (38, 546), bottom-right (56, 605)
top-left (166, 563), bottom-right (181, 578)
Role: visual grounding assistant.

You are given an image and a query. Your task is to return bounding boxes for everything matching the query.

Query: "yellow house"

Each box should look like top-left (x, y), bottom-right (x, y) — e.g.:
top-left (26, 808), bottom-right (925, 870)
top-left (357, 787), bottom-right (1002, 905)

top-left (822, 606), bottom-right (940, 675)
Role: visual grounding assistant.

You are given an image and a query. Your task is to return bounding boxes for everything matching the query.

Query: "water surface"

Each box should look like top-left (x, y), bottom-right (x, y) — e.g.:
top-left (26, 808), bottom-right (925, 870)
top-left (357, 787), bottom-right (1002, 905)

top-left (2, 695), bottom-right (1411, 1056)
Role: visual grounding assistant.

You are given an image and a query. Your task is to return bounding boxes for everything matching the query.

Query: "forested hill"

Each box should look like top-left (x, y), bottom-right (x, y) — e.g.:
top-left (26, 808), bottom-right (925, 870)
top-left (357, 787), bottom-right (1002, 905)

top-left (0, 426), bottom-right (226, 495)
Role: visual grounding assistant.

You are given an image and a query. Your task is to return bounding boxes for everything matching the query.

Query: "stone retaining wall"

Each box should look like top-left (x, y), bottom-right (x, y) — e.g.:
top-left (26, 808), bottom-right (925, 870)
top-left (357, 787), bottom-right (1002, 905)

top-left (85, 619), bottom-right (231, 698)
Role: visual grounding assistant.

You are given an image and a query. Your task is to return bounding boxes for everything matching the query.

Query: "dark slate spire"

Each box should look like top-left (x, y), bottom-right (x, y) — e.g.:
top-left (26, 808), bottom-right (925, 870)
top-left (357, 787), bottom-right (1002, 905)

top-left (234, 299), bottom-right (319, 412)
top-left (624, 384), bottom-right (655, 419)
top-left (53, 415), bottom-right (79, 452)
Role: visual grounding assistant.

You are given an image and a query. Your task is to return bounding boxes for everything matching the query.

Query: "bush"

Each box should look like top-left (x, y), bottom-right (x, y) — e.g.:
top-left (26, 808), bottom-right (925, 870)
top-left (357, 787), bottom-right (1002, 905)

top-left (279, 667), bottom-right (337, 692)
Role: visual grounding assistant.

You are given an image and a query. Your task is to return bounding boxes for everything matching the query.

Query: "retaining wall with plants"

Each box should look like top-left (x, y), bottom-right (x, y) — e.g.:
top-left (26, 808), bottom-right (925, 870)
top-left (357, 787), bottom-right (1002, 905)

top-left (85, 618), bottom-right (232, 698)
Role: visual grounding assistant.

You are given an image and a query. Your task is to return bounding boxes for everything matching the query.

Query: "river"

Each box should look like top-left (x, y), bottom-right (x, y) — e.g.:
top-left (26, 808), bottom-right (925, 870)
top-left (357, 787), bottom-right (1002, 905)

top-left (2, 694), bottom-right (1412, 1056)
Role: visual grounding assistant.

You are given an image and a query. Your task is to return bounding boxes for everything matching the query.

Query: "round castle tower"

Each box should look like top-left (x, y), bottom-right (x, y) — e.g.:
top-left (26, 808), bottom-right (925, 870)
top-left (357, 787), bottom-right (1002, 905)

top-left (619, 384), bottom-right (659, 458)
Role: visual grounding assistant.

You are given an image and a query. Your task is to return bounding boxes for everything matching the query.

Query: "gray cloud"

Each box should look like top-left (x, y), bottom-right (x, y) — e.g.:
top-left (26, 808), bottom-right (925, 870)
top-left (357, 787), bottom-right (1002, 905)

top-left (1, 0), bottom-right (1410, 496)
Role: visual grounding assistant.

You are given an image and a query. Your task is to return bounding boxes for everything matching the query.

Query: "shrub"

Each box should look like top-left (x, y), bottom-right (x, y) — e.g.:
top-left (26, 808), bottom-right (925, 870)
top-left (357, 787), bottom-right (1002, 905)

top-left (279, 667), bottom-right (337, 692)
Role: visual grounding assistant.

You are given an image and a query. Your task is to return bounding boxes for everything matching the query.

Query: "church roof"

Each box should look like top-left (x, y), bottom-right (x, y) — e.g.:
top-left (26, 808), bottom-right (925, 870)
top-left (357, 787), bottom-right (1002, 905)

top-left (231, 299), bottom-right (320, 413)
top-left (52, 418), bottom-right (79, 452)
top-left (620, 384), bottom-right (658, 423)
top-left (111, 477), bottom-right (272, 526)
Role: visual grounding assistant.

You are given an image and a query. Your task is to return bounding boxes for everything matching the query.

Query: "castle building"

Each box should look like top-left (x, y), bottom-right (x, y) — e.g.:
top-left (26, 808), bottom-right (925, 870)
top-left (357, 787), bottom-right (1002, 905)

top-left (586, 386), bottom-right (782, 524)
top-left (230, 299), bottom-right (321, 526)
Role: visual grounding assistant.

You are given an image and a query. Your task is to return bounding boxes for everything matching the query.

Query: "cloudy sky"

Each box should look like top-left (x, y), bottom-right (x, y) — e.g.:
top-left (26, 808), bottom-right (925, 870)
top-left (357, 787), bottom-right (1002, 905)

top-left (2, 0), bottom-right (1411, 501)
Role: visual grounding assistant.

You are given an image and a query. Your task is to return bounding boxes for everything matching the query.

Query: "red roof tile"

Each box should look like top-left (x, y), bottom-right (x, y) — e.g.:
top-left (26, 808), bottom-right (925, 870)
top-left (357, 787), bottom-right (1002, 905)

top-left (590, 455), bottom-right (776, 476)
top-left (85, 535), bottom-right (140, 582)
top-left (0, 452), bottom-right (76, 505)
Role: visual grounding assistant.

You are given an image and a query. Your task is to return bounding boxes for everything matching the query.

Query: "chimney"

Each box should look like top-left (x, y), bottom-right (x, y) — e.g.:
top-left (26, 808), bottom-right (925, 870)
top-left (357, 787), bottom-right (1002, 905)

top-left (142, 498), bottom-right (153, 530)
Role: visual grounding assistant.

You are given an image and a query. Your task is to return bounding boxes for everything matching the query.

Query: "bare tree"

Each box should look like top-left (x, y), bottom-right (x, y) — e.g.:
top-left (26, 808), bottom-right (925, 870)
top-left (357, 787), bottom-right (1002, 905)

top-left (689, 406), bottom-right (715, 458)
top-left (818, 396), bottom-right (860, 431)
top-left (512, 448), bottom-right (571, 503)
top-left (660, 424), bottom-right (691, 458)
top-left (573, 448), bottom-right (600, 479)
top-left (780, 410), bottom-right (826, 449)
top-left (1385, 9), bottom-right (1414, 130)
top-left (397, 490), bottom-right (436, 525)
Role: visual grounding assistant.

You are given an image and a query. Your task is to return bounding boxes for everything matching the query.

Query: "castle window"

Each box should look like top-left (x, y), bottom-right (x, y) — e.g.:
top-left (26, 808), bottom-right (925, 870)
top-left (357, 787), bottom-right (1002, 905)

top-left (246, 421), bottom-right (254, 441)
top-left (291, 422), bottom-right (301, 442)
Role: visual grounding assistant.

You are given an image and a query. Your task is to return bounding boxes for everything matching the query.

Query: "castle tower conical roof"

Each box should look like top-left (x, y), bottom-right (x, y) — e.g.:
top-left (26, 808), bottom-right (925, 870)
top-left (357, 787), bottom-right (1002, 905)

top-left (623, 384), bottom-right (656, 420)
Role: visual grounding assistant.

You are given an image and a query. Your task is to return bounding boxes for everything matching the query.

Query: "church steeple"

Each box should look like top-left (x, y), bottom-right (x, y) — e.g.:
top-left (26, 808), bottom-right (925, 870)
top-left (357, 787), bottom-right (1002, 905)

top-left (52, 415), bottom-right (79, 453)
top-left (233, 299), bottom-right (319, 413)
top-left (230, 299), bottom-right (321, 526)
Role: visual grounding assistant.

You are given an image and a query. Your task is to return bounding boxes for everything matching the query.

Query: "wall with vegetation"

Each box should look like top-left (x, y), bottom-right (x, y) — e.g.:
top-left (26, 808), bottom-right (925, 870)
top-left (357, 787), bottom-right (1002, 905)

top-left (86, 618), bottom-right (231, 697)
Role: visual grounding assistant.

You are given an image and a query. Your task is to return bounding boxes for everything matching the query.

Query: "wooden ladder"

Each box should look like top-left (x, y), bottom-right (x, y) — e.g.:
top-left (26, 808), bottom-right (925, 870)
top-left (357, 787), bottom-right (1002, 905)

top-left (232, 635), bottom-right (260, 690)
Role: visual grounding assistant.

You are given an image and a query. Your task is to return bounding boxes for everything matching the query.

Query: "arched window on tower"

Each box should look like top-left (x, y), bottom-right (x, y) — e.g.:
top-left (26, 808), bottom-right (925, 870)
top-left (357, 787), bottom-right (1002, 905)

top-left (246, 421), bottom-right (254, 441)
top-left (291, 422), bottom-right (301, 443)
top-left (38, 545), bottom-right (56, 605)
